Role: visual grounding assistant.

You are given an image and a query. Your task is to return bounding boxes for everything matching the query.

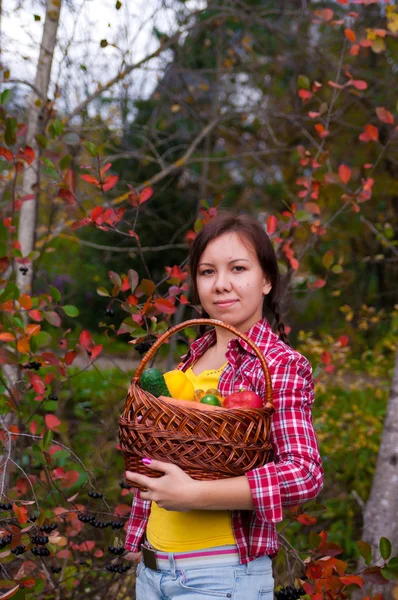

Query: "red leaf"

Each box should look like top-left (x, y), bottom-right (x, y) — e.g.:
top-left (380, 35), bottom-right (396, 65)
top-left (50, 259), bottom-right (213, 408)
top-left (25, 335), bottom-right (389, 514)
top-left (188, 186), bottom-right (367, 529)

top-left (90, 344), bottom-right (103, 361)
top-left (339, 335), bottom-right (349, 347)
top-left (376, 107), bottom-right (394, 125)
top-left (91, 206), bottom-right (104, 222)
top-left (79, 540), bottom-right (95, 552)
top-left (338, 164), bottom-right (351, 184)
top-left (153, 297), bottom-right (176, 314)
top-left (79, 330), bottom-right (92, 350)
top-left (180, 294), bottom-right (189, 305)
top-left (102, 174), bottom-right (118, 192)
top-left (100, 162), bottom-right (112, 176)
top-left (328, 80), bottom-right (344, 89)
top-left (298, 89), bottom-right (312, 102)
top-left (340, 575), bottom-right (364, 588)
top-left (350, 44), bottom-right (360, 56)
top-left (44, 311), bottom-right (62, 327)
top-left (57, 549), bottom-right (71, 559)
top-left (314, 8), bottom-right (333, 21)
top-left (304, 202), bottom-right (320, 215)
top-left (0, 147), bottom-right (13, 161)
top-left (139, 187), bottom-right (153, 204)
top-left (314, 123), bottom-right (329, 138)
top-left (351, 79), bottom-right (367, 90)
top-left (45, 414), bottom-right (61, 431)
top-left (344, 28), bottom-right (356, 42)
top-left (81, 173), bottom-right (100, 185)
top-left (321, 351), bottom-right (331, 365)
top-left (31, 375), bottom-right (45, 395)
top-left (13, 504), bottom-right (28, 525)
top-left (20, 146), bottom-right (35, 165)
top-left (290, 258), bottom-right (299, 271)
top-left (114, 504), bottom-right (131, 516)
top-left (29, 421), bottom-right (38, 435)
top-left (94, 549), bottom-right (104, 557)
top-left (359, 124), bottom-right (379, 142)
top-left (58, 189), bottom-right (77, 205)
top-left (65, 350), bottom-right (77, 365)
top-left (28, 309), bottom-right (42, 322)
top-left (0, 332), bottom-right (15, 341)
top-left (267, 215), bottom-right (278, 235)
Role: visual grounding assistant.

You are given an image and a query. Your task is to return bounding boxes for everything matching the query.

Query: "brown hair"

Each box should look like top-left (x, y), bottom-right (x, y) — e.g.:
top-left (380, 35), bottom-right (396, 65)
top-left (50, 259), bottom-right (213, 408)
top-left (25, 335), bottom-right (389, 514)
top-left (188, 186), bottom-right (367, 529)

top-left (188, 211), bottom-right (289, 345)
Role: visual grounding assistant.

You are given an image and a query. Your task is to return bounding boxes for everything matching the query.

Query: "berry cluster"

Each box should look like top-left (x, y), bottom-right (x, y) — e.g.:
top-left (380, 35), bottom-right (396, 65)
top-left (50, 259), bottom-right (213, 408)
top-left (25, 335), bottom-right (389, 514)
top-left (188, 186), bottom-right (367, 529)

top-left (119, 481), bottom-right (132, 490)
top-left (0, 535), bottom-right (12, 549)
top-left (111, 521), bottom-right (125, 530)
top-left (0, 502), bottom-right (13, 510)
top-left (275, 586), bottom-right (305, 600)
top-left (29, 515), bottom-right (38, 522)
top-left (106, 563), bottom-right (131, 574)
top-left (78, 513), bottom-right (124, 529)
top-left (48, 394), bottom-right (58, 401)
top-left (134, 340), bottom-right (154, 356)
top-left (19, 266), bottom-right (28, 276)
top-left (32, 546), bottom-right (50, 557)
top-left (105, 308), bottom-right (114, 317)
top-left (39, 523), bottom-right (57, 534)
top-left (109, 546), bottom-right (125, 555)
top-left (51, 566), bottom-right (62, 574)
top-left (31, 535), bottom-right (49, 545)
top-left (12, 545), bottom-right (26, 555)
top-left (23, 361), bottom-right (41, 371)
top-left (88, 491), bottom-right (103, 499)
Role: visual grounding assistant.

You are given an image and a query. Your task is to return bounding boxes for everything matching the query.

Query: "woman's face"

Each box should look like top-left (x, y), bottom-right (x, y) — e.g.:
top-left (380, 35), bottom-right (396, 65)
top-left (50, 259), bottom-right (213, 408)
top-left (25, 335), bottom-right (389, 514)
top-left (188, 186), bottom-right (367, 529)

top-left (196, 231), bottom-right (271, 333)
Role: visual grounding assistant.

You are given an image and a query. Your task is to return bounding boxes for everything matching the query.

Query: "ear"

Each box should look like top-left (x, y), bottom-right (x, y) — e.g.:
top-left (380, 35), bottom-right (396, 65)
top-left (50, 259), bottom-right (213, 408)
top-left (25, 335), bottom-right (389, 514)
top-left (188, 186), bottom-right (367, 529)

top-left (263, 279), bottom-right (272, 296)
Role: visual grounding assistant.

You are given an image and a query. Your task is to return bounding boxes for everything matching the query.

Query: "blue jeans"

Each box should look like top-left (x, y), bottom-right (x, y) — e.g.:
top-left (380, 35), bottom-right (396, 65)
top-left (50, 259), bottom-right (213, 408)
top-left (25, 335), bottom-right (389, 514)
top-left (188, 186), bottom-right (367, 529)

top-left (135, 552), bottom-right (274, 599)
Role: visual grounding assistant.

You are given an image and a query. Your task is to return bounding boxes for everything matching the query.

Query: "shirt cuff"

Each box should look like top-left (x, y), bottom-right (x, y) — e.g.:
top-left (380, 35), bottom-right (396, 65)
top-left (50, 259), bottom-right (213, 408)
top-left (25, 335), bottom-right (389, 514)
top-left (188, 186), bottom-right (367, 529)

top-left (246, 462), bottom-right (283, 523)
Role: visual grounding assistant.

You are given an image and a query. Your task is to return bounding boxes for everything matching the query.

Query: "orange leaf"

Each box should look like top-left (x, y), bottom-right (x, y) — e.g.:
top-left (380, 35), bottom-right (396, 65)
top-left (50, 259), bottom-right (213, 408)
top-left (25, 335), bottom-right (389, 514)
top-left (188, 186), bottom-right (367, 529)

top-left (154, 297), bottom-right (176, 314)
top-left (267, 215), bottom-right (278, 235)
top-left (359, 124), bottom-right (379, 142)
top-left (90, 344), bottom-right (103, 361)
top-left (376, 107), bottom-right (394, 125)
top-left (12, 504), bottom-right (28, 525)
top-left (81, 174), bottom-right (100, 185)
top-left (0, 332), bottom-right (15, 342)
top-left (114, 503), bottom-right (131, 516)
top-left (298, 89), bottom-right (312, 101)
top-left (340, 575), bottom-right (364, 588)
top-left (304, 202), bottom-right (321, 215)
top-left (338, 164), bottom-right (351, 184)
top-left (350, 44), bottom-right (360, 56)
top-left (26, 324), bottom-right (41, 337)
top-left (314, 123), bottom-right (329, 138)
top-left (17, 336), bottom-right (31, 354)
top-left (19, 294), bottom-right (33, 310)
top-left (91, 206), bottom-right (104, 222)
top-left (314, 8), bottom-right (333, 21)
top-left (297, 513), bottom-right (317, 525)
top-left (0, 147), bottom-right (13, 161)
top-left (344, 28), bottom-right (356, 42)
top-left (45, 414), bottom-right (61, 431)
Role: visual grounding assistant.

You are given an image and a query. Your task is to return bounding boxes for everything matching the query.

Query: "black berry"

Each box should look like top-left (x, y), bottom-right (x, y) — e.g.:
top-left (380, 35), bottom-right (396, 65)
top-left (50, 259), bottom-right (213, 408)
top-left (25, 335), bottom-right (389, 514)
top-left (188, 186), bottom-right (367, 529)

top-left (48, 394), bottom-right (58, 401)
top-left (31, 535), bottom-right (48, 545)
top-left (109, 545), bottom-right (125, 555)
top-left (32, 546), bottom-right (50, 557)
top-left (0, 502), bottom-right (13, 510)
top-left (12, 545), bottom-right (26, 555)
top-left (51, 566), bottom-right (62, 574)
top-left (88, 491), bottom-right (103, 499)
top-left (111, 521), bottom-right (124, 530)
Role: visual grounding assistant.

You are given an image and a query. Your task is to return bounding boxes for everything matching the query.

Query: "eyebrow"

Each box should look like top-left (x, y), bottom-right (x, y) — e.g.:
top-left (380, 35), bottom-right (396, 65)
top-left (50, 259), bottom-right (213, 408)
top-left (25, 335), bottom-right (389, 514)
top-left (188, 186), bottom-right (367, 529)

top-left (198, 259), bottom-right (250, 266)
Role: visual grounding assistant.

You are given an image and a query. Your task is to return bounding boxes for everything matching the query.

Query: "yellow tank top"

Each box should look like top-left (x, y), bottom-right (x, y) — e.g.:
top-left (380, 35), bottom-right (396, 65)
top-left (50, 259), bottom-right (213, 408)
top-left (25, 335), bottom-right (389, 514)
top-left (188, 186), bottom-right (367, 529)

top-left (146, 362), bottom-right (237, 551)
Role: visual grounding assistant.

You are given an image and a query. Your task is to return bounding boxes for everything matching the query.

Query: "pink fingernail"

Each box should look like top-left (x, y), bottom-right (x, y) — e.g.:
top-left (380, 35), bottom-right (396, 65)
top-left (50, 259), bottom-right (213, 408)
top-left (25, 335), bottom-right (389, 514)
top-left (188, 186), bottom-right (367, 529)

top-left (142, 457), bottom-right (151, 465)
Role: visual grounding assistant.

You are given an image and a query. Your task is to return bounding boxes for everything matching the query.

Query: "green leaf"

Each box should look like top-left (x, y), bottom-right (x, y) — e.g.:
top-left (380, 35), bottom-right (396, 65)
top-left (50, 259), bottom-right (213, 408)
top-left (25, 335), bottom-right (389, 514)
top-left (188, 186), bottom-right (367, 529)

top-left (332, 264), bottom-right (343, 274)
top-left (41, 429), bottom-right (53, 451)
top-left (84, 141), bottom-right (98, 157)
top-left (0, 89), bottom-right (11, 105)
top-left (296, 210), bottom-right (311, 222)
top-left (49, 285), bottom-right (61, 303)
top-left (116, 0), bottom-right (122, 8)
top-left (42, 166), bottom-right (59, 179)
top-left (60, 154), bottom-right (72, 170)
top-left (43, 400), bottom-right (58, 412)
top-left (357, 540), bottom-right (372, 565)
top-left (380, 537), bottom-right (392, 561)
top-left (34, 14), bottom-right (41, 20)
top-left (36, 134), bottom-right (48, 148)
top-left (62, 305), bottom-right (79, 317)
top-left (28, 250), bottom-right (40, 261)
top-left (298, 74), bottom-right (310, 90)
top-left (97, 286), bottom-right (110, 297)
top-left (5, 117), bottom-right (17, 146)
top-left (0, 282), bottom-right (20, 302)
top-left (322, 251), bottom-right (334, 269)
top-left (50, 119), bottom-right (64, 137)
top-left (41, 157), bottom-right (56, 169)
top-left (32, 331), bottom-right (52, 349)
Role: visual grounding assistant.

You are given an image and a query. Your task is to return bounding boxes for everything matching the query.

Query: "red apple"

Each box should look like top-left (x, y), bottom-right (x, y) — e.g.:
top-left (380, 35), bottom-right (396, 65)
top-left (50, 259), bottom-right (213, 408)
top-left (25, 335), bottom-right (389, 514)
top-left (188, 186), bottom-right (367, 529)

top-left (223, 390), bottom-right (263, 409)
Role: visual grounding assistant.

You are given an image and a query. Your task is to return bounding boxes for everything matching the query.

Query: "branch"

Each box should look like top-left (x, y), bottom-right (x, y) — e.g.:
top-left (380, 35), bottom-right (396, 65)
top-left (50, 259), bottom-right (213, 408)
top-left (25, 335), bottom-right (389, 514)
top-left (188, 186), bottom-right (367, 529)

top-left (7, 79), bottom-right (46, 101)
top-left (58, 234), bottom-right (188, 253)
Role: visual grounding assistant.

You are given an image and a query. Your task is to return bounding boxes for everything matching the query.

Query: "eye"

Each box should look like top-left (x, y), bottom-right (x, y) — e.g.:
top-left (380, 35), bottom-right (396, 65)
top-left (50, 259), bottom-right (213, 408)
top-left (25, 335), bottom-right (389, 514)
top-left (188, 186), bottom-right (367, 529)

top-left (199, 269), bottom-right (214, 276)
top-left (232, 266), bottom-right (245, 272)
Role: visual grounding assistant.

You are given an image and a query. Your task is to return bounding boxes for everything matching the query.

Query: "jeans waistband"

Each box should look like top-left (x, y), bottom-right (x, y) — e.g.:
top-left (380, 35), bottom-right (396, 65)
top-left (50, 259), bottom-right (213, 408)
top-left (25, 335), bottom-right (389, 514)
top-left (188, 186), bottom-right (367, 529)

top-left (142, 542), bottom-right (240, 571)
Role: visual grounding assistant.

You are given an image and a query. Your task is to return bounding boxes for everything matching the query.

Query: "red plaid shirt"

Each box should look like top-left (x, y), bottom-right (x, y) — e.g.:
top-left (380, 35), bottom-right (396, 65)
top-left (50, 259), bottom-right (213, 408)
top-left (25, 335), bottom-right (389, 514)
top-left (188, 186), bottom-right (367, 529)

top-left (125, 318), bottom-right (324, 563)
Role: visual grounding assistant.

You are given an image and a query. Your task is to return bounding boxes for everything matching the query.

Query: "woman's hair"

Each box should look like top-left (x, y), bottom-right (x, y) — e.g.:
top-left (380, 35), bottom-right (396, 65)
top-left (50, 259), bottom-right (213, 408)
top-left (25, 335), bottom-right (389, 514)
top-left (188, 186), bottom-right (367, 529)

top-left (188, 211), bottom-right (289, 345)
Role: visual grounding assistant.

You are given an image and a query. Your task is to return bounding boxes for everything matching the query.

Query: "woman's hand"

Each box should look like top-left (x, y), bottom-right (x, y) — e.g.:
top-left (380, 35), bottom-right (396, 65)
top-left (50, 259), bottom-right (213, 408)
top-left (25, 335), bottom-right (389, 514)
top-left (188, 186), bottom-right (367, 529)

top-left (125, 459), bottom-right (199, 511)
top-left (124, 551), bottom-right (142, 562)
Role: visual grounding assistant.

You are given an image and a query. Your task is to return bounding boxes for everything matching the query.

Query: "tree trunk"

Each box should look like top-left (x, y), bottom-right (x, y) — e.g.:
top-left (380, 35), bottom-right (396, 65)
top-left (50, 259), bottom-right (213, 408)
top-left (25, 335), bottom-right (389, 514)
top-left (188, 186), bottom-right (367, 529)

top-left (16, 0), bottom-right (62, 295)
top-left (352, 349), bottom-right (398, 600)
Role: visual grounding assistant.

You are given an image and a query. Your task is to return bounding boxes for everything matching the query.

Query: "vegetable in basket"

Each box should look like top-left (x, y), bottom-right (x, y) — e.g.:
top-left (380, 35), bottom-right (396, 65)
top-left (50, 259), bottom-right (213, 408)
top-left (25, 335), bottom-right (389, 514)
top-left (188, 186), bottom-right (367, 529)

top-left (223, 389), bottom-right (263, 409)
top-left (140, 368), bottom-right (171, 397)
top-left (163, 370), bottom-right (195, 401)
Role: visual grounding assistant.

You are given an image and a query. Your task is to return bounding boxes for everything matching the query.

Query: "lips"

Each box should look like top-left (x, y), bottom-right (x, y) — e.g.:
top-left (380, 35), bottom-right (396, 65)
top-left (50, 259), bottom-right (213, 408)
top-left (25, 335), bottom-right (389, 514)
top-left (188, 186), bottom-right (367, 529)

top-left (214, 300), bottom-right (238, 307)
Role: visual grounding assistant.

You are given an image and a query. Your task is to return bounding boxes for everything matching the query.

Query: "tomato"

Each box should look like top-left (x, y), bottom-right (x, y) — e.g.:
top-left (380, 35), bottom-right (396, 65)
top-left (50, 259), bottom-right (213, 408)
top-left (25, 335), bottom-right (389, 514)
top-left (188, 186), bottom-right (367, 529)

top-left (223, 390), bottom-right (263, 409)
top-left (200, 394), bottom-right (222, 407)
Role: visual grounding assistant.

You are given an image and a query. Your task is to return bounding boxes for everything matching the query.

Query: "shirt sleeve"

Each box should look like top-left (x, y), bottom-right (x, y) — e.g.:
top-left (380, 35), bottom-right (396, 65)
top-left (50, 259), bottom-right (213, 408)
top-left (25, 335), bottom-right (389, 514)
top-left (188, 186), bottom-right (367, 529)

top-left (245, 352), bottom-right (324, 523)
top-left (124, 490), bottom-right (151, 552)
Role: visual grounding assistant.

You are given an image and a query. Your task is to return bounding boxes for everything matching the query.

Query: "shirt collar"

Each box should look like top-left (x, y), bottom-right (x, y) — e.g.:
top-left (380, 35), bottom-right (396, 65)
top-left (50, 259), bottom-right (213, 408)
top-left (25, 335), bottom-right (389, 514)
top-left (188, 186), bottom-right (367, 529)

top-left (181, 318), bottom-right (277, 363)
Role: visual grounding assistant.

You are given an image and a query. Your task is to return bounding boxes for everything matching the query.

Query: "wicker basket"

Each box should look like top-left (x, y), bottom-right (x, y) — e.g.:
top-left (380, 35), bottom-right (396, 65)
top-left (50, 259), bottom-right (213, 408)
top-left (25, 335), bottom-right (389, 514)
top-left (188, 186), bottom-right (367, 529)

top-left (118, 318), bottom-right (274, 487)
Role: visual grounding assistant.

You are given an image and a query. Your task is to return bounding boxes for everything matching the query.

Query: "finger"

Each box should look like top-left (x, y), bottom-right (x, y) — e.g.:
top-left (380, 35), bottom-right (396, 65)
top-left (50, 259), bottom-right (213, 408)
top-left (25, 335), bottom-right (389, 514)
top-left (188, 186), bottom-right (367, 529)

top-left (141, 458), bottom-right (174, 473)
top-left (125, 471), bottom-right (152, 487)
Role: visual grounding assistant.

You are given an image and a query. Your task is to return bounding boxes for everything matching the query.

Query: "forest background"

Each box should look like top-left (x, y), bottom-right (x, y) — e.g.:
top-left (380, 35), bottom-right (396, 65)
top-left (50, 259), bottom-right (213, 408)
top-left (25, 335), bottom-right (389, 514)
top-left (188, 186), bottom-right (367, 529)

top-left (0, 0), bottom-right (398, 599)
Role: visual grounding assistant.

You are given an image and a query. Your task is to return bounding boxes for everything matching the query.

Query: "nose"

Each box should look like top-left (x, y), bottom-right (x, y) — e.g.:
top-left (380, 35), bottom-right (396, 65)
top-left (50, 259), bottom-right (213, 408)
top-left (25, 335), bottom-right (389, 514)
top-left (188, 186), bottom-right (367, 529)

top-left (213, 270), bottom-right (232, 293)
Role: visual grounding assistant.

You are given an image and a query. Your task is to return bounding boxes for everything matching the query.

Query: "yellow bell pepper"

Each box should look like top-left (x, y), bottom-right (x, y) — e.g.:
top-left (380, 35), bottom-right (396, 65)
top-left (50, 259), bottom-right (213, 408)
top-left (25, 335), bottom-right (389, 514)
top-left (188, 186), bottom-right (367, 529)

top-left (163, 370), bottom-right (195, 401)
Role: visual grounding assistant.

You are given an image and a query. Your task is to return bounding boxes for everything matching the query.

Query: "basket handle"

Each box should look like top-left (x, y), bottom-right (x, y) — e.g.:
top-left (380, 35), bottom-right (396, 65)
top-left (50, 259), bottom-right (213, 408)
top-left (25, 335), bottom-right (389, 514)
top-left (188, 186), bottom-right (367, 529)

top-left (132, 318), bottom-right (273, 411)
